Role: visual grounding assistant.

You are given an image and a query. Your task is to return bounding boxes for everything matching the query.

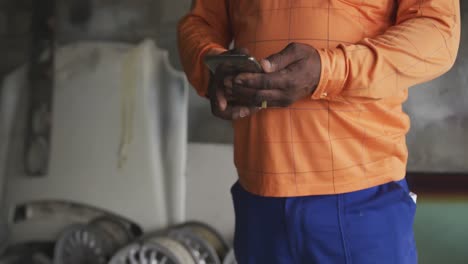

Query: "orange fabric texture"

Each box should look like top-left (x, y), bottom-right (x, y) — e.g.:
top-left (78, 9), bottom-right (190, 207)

top-left (178, 0), bottom-right (461, 197)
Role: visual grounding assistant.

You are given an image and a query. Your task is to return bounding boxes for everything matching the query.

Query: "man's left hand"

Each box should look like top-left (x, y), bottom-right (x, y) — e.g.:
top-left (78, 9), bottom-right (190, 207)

top-left (230, 43), bottom-right (322, 108)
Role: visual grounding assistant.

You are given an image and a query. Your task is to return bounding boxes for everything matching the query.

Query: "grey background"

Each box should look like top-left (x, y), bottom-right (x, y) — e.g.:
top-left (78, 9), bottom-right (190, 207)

top-left (404, 2), bottom-right (468, 172)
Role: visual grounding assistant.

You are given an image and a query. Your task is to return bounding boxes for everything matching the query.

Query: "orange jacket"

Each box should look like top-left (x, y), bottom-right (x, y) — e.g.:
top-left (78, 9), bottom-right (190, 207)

top-left (178, 0), bottom-right (460, 197)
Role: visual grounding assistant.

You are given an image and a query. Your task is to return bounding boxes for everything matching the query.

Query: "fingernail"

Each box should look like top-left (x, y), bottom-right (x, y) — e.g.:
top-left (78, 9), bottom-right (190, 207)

top-left (240, 108), bottom-right (250, 118)
top-left (220, 101), bottom-right (227, 110)
top-left (261, 59), bottom-right (272, 71)
top-left (234, 78), bottom-right (243, 85)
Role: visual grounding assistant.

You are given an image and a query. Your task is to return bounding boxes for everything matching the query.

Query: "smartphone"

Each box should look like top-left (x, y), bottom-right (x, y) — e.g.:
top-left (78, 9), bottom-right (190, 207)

top-left (204, 54), bottom-right (263, 74)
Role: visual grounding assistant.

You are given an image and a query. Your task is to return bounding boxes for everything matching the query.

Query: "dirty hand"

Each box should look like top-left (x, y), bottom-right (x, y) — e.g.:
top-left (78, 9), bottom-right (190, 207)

top-left (232, 43), bottom-right (322, 107)
top-left (208, 49), bottom-right (260, 120)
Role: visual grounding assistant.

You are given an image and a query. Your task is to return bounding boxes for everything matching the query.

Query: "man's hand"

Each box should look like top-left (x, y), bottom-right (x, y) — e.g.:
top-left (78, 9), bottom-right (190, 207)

top-left (208, 49), bottom-right (260, 120)
top-left (231, 43), bottom-right (322, 107)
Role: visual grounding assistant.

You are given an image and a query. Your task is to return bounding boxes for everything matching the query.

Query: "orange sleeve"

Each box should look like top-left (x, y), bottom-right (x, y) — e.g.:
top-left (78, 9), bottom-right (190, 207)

top-left (312, 0), bottom-right (461, 103)
top-left (177, 0), bottom-right (232, 97)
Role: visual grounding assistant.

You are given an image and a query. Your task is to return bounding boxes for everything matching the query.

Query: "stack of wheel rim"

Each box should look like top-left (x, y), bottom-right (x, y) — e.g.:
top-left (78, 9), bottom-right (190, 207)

top-left (53, 216), bottom-right (137, 264)
top-left (109, 221), bottom-right (231, 264)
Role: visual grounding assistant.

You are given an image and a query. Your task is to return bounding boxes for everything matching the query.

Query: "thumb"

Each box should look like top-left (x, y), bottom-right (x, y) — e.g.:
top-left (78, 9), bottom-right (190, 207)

top-left (261, 43), bottom-right (303, 73)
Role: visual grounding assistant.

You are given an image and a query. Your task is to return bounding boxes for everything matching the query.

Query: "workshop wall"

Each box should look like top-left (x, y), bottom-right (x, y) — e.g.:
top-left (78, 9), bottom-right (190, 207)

top-left (0, 0), bottom-right (31, 77)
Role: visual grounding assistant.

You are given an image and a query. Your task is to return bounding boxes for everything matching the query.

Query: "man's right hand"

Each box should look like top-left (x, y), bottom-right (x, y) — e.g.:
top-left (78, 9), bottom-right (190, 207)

top-left (208, 49), bottom-right (260, 120)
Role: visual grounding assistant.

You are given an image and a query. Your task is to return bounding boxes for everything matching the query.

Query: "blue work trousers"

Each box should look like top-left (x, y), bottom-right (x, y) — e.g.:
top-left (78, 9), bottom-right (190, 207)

top-left (231, 179), bottom-right (418, 264)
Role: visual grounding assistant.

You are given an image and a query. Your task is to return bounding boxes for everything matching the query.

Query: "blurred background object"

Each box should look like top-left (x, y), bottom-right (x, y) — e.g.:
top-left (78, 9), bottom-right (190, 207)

top-left (0, 0), bottom-right (467, 263)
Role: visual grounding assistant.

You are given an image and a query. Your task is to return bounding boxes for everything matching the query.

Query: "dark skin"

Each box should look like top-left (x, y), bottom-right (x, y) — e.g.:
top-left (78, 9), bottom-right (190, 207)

top-left (208, 43), bottom-right (322, 120)
top-left (208, 48), bottom-right (260, 120)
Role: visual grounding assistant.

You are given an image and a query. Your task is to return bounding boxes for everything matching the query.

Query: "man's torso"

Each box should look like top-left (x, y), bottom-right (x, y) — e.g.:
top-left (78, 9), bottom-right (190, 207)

top-left (228, 0), bottom-right (409, 197)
